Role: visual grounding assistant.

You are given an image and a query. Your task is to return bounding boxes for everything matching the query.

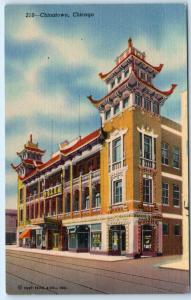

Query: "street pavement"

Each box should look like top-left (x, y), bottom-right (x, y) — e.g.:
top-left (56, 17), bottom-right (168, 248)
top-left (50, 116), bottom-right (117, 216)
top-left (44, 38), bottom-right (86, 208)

top-left (6, 248), bottom-right (190, 294)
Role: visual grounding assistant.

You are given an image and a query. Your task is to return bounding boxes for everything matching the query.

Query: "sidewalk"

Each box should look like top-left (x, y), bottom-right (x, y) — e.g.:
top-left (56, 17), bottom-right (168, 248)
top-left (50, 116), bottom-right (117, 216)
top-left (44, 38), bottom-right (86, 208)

top-left (159, 255), bottom-right (189, 271)
top-left (6, 245), bottom-right (130, 262)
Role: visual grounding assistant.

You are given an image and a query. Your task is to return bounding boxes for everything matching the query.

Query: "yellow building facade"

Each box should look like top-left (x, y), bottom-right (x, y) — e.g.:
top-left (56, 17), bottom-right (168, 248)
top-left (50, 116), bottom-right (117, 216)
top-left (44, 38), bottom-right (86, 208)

top-left (12, 39), bottom-right (183, 257)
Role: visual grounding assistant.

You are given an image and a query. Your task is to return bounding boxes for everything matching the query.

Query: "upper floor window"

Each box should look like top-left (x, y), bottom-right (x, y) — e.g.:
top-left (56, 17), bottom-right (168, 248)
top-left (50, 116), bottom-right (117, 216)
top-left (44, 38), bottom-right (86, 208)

top-left (123, 97), bottom-right (129, 108)
top-left (111, 81), bottom-right (115, 89)
top-left (143, 178), bottom-right (152, 204)
top-left (161, 142), bottom-right (169, 165)
top-left (135, 94), bottom-right (142, 106)
top-left (114, 102), bottom-right (120, 115)
top-left (112, 137), bottom-right (121, 163)
top-left (113, 179), bottom-right (122, 204)
top-left (144, 98), bottom-right (151, 112)
top-left (162, 183), bottom-right (169, 205)
top-left (140, 132), bottom-right (156, 168)
top-left (117, 76), bottom-right (121, 83)
top-left (147, 76), bottom-right (151, 84)
top-left (105, 109), bottom-right (111, 120)
top-left (124, 69), bottom-right (129, 77)
top-left (174, 224), bottom-right (181, 236)
top-left (173, 184), bottom-right (180, 207)
top-left (173, 146), bottom-right (180, 168)
top-left (140, 71), bottom-right (146, 80)
top-left (144, 135), bottom-right (152, 160)
top-left (163, 223), bottom-right (169, 235)
top-left (153, 101), bottom-right (159, 114)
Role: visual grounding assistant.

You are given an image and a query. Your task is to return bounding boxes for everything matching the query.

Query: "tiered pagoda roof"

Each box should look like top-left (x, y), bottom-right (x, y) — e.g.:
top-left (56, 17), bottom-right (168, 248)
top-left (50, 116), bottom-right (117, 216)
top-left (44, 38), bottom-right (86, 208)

top-left (88, 38), bottom-right (177, 109)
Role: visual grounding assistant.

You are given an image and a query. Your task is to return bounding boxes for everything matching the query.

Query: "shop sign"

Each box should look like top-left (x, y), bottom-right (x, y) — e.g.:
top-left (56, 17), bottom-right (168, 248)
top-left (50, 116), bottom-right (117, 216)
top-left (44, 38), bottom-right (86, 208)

top-left (43, 185), bottom-right (62, 198)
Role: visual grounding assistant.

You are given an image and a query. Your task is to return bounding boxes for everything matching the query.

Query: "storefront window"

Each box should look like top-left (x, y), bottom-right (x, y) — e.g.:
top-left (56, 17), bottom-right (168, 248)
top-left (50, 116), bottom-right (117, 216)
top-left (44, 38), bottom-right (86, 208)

top-left (91, 232), bottom-right (101, 249)
top-left (68, 232), bottom-right (76, 248)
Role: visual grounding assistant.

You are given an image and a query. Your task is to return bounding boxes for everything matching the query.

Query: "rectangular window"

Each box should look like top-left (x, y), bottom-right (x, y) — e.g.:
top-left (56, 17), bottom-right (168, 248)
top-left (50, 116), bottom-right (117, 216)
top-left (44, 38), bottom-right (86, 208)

top-left (111, 81), bottom-right (115, 89)
top-left (173, 184), bottom-right (180, 207)
top-left (153, 101), bottom-right (159, 114)
top-left (91, 232), bottom-right (101, 249)
top-left (112, 138), bottom-right (121, 163)
top-left (143, 178), bottom-right (152, 204)
top-left (162, 183), bottom-right (169, 205)
top-left (144, 135), bottom-right (152, 160)
top-left (163, 223), bottom-right (169, 235)
top-left (124, 69), bottom-right (129, 77)
top-left (161, 142), bottom-right (169, 165)
top-left (174, 224), bottom-right (180, 236)
top-left (117, 76), bottom-right (121, 83)
top-left (144, 98), bottom-right (151, 111)
top-left (140, 71), bottom-right (145, 80)
top-left (173, 146), bottom-right (180, 168)
top-left (123, 97), bottom-right (129, 108)
top-left (135, 94), bottom-right (142, 106)
top-left (114, 102), bottom-right (120, 114)
top-left (113, 179), bottom-right (122, 204)
top-left (105, 109), bottom-right (111, 120)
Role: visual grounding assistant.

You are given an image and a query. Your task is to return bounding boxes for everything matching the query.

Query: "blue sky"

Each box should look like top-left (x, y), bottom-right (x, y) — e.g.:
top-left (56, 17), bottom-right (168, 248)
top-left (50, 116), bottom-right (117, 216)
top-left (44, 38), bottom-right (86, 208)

top-left (5, 4), bottom-right (187, 208)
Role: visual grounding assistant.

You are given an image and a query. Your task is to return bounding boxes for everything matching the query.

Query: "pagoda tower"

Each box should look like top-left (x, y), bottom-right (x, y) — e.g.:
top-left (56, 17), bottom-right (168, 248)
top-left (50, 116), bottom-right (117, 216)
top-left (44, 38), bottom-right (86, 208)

top-left (88, 38), bottom-right (177, 122)
top-left (11, 134), bottom-right (45, 179)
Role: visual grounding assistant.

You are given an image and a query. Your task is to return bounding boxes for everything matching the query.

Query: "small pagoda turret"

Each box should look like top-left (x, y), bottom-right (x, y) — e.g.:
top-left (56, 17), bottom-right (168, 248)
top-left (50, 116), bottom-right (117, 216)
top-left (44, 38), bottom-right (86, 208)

top-left (11, 134), bottom-right (45, 179)
top-left (87, 38), bottom-right (177, 123)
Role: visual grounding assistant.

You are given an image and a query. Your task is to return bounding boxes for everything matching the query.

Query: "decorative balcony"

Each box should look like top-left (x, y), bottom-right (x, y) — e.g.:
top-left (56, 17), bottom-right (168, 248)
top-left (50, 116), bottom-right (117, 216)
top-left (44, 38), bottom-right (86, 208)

top-left (140, 157), bottom-right (156, 169)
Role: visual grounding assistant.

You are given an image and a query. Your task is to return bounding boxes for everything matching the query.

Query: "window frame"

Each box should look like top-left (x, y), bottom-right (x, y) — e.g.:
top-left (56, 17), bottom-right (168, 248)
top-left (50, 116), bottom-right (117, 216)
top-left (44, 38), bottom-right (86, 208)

top-left (163, 223), bottom-right (169, 235)
top-left (173, 184), bottom-right (180, 207)
top-left (113, 102), bottom-right (120, 115)
top-left (173, 146), bottom-right (180, 169)
top-left (161, 142), bottom-right (169, 165)
top-left (135, 93), bottom-right (142, 106)
top-left (174, 224), bottom-right (181, 236)
top-left (143, 177), bottom-right (153, 204)
top-left (162, 182), bottom-right (169, 205)
top-left (112, 179), bottom-right (123, 204)
top-left (105, 109), bottom-right (111, 120)
top-left (112, 137), bottom-right (122, 163)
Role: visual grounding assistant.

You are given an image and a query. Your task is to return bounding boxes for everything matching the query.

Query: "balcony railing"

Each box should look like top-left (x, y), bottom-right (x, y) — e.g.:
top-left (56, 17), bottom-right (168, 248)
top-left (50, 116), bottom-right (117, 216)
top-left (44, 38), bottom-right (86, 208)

top-left (92, 169), bottom-right (100, 179)
top-left (140, 157), bottom-right (156, 169)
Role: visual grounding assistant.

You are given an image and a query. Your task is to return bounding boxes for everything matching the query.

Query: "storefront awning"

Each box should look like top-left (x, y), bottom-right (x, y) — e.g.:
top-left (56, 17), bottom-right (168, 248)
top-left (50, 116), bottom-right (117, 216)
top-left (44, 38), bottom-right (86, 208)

top-left (19, 229), bottom-right (31, 239)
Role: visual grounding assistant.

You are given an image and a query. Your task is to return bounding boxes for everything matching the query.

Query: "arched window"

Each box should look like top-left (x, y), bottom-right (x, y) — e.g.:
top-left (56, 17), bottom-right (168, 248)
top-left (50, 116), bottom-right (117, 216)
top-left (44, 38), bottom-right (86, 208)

top-left (65, 193), bottom-right (71, 213)
top-left (92, 184), bottom-right (100, 208)
top-left (83, 187), bottom-right (89, 210)
top-left (73, 190), bottom-right (79, 212)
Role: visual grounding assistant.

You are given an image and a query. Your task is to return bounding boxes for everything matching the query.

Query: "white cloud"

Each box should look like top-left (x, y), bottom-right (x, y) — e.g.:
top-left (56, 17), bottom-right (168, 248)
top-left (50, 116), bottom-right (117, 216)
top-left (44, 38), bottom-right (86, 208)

top-left (134, 32), bottom-right (186, 72)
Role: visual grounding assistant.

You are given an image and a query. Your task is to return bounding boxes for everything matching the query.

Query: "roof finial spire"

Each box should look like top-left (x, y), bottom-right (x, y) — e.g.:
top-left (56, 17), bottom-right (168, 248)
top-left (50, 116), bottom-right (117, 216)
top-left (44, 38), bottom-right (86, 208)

top-left (30, 134), bottom-right (33, 143)
top-left (128, 37), bottom-right (133, 49)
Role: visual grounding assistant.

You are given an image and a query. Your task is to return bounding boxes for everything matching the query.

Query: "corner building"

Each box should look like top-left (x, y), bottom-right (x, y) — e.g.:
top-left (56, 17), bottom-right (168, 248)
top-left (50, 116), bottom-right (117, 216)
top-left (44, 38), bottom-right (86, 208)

top-left (12, 39), bottom-right (183, 257)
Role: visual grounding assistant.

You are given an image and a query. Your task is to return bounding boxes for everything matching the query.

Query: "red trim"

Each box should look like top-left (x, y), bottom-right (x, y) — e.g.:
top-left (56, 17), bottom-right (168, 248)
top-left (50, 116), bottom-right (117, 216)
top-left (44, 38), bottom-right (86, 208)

top-left (24, 145), bottom-right (45, 154)
top-left (18, 130), bottom-right (100, 182)
top-left (61, 129), bottom-right (100, 155)
top-left (88, 71), bottom-right (177, 108)
top-left (99, 52), bottom-right (163, 80)
top-left (38, 154), bottom-right (61, 170)
top-left (133, 71), bottom-right (177, 96)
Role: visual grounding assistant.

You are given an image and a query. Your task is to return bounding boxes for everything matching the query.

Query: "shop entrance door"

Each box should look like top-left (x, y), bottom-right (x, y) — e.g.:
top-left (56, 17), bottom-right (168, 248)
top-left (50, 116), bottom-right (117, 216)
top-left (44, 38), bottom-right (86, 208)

top-left (77, 225), bottom-right (90, 252)
top-left (109, 225), bottom-right (126, 255)
top-left (52, 233), bottom-right (59, 250)
top-left (142, 224), bottom-right (152, 254)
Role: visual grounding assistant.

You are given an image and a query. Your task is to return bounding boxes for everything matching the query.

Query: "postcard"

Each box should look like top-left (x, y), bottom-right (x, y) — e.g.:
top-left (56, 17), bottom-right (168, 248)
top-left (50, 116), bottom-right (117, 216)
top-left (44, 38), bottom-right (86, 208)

top-left (5, 3), bottom-right (189, 294)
